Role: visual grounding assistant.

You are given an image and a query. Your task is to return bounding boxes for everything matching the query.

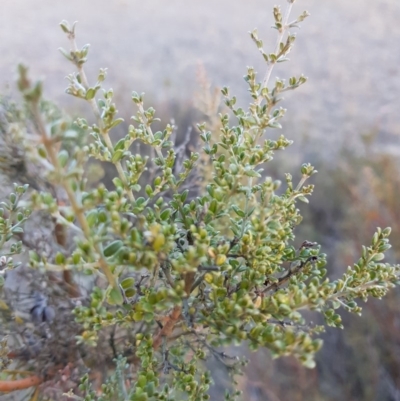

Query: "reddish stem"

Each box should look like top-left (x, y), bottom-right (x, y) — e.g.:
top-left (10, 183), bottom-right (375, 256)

top-left (0, 375), bottom-right (42, 392)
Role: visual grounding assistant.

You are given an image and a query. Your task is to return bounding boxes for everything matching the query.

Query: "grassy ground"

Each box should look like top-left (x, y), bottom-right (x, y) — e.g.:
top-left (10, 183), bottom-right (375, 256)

top-left (1, 0), bottom-right (399, 155)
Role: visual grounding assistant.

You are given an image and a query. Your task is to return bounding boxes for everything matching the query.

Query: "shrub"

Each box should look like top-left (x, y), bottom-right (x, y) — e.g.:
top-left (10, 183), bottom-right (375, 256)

top-left (0, 0), bottom-right (399, 399)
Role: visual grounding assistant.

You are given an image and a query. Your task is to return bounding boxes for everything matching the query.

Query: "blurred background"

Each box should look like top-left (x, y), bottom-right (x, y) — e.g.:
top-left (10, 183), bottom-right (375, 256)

top-left (1, 0), bottom-right (400, 400)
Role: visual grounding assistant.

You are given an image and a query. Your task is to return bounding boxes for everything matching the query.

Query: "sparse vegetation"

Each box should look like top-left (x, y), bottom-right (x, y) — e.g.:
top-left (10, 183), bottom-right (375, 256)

top-left (0, 1), bottom-right (399, 400)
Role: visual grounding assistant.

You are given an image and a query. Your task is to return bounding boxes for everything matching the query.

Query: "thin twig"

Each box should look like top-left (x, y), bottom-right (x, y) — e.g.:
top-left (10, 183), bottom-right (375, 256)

top-left (255, 1), bottom-right (295, 106)
top-left (263, 256), bottom-right (317, 293)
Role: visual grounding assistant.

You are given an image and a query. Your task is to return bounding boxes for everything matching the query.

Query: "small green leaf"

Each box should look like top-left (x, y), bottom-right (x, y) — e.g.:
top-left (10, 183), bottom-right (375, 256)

top-left (58, 47), bottom-right (72, 61)
top-left (382, 227), bottom-right (392, 237)
top-left (145, 185), bottom-right (153, 197)
top-left (55, 252), bottom-right (65, 265)
top-left (109, 118), bottom-right (124, 129)
top-left (38, 147), bottom-right (47, 158)
top-left (297, 195), bottom-right (309, 203)
top-left (372, 253), bottom-right (385, 262)
top-left (232, 205), bottom-right (245, 218)
top-left (162, 140), bottom-right (173, 148)
top-left (120, 277), bottom-right (135, 289)
top-left (113, 138), bottom-right (126, 152)
top-left (113, 177), bottom-right (124, 189)
top-left (125, 288), bottom-right (136, 297)
top-left (160, 208), bottom-right (172, 221)
top-left (59, 20), bottom-right (70, 33)
top-left (86, 210), bottom-right (98, 227)
top-left (103, 240), bottom-right (124, 257)
top-left (209, 199), bottom-right (218, 214)
top-left (85, 88), bottom-right (96, 100)
top-left (111, 149), bottom-right (124, 163)
top-left (244, 168), bottom-right (261, 178)
top-left (181, 190), bottom-right (189, 203)
top-left (136, 197), bottom-right (147, 207)
top-left (72, 253), bottom-right (81, 264)
top-left (57, 149), bottom-right (69, 168)
top-left (108, 288), bottom-right (124, 305)
top-left (98, 210), bottom-right (108, 223)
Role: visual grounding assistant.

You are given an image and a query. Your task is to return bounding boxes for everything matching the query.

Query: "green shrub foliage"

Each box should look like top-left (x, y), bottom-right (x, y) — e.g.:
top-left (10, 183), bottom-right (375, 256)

top-left (2, 0), bottom-right (399, 399)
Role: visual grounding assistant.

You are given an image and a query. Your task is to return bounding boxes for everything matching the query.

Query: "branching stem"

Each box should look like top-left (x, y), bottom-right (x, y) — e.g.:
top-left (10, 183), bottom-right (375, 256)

top-left (68, 31), bottom-right (135, 202)
top-left (256, 1), bottom-right (295, 106)
top-left (31, 102), bottom-right (118, 290)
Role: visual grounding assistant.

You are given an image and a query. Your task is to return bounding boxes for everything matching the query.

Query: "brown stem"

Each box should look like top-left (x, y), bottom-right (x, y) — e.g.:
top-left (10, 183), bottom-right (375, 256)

top-left (184, 272), bottom-right (195, 296)
top-left (263, 256), bottom-right (317, 293)
top-left (53, 216), bottom-right (81, 297)
top-left (0, 375), bottom-right (42, 392)
top-left (153, 305), bottom-right (182, 350)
